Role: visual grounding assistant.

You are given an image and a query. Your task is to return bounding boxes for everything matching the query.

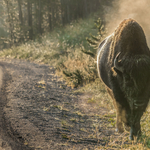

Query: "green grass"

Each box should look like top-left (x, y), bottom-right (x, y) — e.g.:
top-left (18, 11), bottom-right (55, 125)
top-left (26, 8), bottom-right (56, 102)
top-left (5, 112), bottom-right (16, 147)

top-left (0, 15), bottom-right (98, 62)
top-left (0, 13), bottom-right (101, 87)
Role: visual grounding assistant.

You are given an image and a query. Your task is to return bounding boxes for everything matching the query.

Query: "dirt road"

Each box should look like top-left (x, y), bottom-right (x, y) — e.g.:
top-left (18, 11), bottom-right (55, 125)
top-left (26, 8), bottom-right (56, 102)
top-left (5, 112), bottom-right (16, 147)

top-left (0, 58), bottom-right (121, 150)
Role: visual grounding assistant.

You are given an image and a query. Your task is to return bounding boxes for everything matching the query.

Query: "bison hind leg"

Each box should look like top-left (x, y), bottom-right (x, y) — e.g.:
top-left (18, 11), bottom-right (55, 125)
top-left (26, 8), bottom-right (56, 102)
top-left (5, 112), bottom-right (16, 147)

top-left (106, 88), bottom-right (125, 133)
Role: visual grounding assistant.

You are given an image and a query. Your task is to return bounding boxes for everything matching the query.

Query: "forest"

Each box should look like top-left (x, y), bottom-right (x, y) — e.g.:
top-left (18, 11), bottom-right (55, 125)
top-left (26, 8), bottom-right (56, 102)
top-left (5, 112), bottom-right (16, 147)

top-left (0, 0), bottom-right (111, 49)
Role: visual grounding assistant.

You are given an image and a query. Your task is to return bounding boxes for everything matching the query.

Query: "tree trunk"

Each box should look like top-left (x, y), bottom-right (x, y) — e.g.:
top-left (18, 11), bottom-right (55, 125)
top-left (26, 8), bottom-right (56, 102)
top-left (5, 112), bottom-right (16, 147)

top-left (60, 0), bottom-right (64, 26)
top-left (66, 0), bottom-right (70, 23)
top-left (17, 0), bottom-right (23, 25)
top-left (5, 0), bottom-right (13, 46)
top-left (48, 6), bottom-right (52, 31)
top-left (52, 6), bottom-right (55, 28)
top-left (84, 0), bottom-right (88, 18)
top-left (38, 0), bottom-right (42, 35)
top-left (17, 0), bottom-right (24, 42)
top-left (27, 0), bottom-right (33, 40)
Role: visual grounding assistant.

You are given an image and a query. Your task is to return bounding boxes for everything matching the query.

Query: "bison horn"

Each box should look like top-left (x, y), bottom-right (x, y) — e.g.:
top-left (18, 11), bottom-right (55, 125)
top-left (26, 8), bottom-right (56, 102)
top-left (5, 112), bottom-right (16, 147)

top-left (114, 52), bottom-right (124, 72)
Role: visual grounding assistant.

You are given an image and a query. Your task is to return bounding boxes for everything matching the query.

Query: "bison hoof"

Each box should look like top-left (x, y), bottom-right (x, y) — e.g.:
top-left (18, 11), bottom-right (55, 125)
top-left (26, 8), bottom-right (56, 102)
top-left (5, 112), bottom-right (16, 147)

top-left (115, 127), bottom-right (124, 133)
top-left (129, 134), bottom-right (138, 141)
top-left (115, 128), bottom-right (119, 132)
top-left (129, 135), bottom-right (134, 140)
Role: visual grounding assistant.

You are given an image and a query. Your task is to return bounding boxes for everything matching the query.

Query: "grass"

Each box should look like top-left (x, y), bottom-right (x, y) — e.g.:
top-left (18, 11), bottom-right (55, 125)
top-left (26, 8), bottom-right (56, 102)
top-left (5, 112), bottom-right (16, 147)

top-left (0, 14), bottom-right (101, 88)
top-left (0, 10), bottom-right (150, 149)
top-left (61, 120), bottom-right (73, 128)
top-left (0, 15), bottom-right (98, 61)
top-left (87, 98), bottom-right (96, 104)
top-left (74, 78), bottom-right (114, 110)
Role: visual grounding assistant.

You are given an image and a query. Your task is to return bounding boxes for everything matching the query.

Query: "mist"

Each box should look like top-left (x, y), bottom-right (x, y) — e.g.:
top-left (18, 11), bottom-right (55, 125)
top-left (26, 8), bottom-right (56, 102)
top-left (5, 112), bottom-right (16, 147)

top-left (104, 0), bottom-right (150, 46)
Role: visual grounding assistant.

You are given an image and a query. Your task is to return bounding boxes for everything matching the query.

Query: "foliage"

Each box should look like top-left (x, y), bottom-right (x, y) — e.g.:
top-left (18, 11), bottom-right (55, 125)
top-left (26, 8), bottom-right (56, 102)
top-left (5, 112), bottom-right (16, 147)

top-left (0, 12), bottom-right (105, 88)
top-left (57, 48), bottom-right (98, 88)
top-left (60, 18), bottom-right (106, 88)
top-left (0, 14), bottom-right (105, 88)
top-left (0, 0), bottom-right (109, 48)
top-left (82, 18), bottom-right (106, 58)
top-left (0, 12), bottom-right (98, 62)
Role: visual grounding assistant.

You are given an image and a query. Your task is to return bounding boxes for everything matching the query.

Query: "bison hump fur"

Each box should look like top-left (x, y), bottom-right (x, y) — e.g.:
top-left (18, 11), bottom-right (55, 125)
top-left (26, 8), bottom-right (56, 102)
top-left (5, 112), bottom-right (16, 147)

top-left (97, 18), bottom-right (150, 140)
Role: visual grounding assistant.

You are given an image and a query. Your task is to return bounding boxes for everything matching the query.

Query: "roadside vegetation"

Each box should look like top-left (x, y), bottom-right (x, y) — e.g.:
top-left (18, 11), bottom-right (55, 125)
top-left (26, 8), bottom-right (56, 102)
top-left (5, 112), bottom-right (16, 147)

top-left (0, 13), bottom-right (103, 88)
top-left (0, 11), bottom-right (150, 149)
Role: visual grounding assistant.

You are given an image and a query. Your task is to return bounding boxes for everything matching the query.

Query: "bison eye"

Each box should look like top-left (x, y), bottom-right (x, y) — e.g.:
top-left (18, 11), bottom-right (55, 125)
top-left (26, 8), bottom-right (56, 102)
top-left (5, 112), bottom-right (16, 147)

top-left (114, 67), bottom-right (123, 75)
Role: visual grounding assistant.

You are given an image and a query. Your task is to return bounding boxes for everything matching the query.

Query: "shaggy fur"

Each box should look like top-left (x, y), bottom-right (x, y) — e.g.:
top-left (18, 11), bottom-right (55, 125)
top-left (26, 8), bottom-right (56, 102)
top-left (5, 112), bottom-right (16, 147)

top-left (97, 18), bottom-right (150, 140)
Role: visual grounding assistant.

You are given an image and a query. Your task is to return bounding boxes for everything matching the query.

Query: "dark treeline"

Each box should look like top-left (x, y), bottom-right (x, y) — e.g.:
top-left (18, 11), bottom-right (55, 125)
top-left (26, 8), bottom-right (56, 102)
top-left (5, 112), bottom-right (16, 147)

top-left (0, 0), bottom-right (112, 48)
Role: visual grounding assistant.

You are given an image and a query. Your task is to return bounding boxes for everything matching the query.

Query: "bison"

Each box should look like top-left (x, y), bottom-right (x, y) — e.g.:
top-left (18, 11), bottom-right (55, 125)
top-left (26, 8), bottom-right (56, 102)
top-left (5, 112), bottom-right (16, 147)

top-left (97, 18), bottom-right (150, 140)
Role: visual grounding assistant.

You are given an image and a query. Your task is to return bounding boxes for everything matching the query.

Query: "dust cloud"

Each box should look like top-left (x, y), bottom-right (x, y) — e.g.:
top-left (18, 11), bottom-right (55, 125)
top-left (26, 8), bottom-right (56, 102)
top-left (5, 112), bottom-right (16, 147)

top-left (104, 0), bottom-right (150, 46)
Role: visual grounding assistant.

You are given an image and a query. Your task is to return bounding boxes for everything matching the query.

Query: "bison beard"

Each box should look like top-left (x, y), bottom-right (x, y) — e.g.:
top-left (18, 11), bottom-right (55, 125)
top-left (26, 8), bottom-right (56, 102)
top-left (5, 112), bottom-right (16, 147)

top-left (97, 18), bottom-right (150, 140)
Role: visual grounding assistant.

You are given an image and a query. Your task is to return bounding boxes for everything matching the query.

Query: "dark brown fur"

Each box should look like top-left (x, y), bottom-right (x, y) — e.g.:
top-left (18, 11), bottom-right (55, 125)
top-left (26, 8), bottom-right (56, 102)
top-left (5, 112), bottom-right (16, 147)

top-left (97, 19), bottom-right (150, 140)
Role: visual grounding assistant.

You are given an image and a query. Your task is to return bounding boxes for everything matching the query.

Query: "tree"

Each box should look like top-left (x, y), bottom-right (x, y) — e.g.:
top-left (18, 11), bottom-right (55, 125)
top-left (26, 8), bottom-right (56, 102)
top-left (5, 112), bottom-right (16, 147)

top-left (27, 0), bottom-right (33, 40)
top-left (0, 0), bottom-right (109, 48)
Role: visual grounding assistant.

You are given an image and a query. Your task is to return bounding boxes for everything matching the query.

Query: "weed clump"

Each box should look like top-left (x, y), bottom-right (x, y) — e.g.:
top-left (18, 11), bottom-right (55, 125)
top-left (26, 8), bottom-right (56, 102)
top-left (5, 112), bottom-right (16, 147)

top-left (58, 18), bottom-right (106, 88)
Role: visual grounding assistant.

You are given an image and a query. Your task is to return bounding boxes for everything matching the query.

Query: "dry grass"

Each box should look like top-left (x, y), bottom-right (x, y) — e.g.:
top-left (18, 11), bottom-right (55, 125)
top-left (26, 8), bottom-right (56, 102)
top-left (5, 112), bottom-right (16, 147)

top-left (0, 15), bottom-right (99, 88)
top-left (56, 47), bottom-right (97, 88)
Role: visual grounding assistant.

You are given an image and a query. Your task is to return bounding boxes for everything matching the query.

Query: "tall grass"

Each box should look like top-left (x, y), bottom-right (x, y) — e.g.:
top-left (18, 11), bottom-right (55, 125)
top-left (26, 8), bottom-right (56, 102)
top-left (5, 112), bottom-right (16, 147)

top-left (0, 13), bottom-right (101, 87)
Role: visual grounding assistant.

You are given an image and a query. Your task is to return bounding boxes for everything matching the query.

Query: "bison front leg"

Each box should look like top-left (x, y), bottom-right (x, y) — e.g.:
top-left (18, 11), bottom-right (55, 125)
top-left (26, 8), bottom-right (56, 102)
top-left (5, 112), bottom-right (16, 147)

top-left (130, 122), bottom-right (141, 140)
top-left (107, 88), bottom-right (124, 133)
top-left (129, 111), bottom-right (143, 140)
